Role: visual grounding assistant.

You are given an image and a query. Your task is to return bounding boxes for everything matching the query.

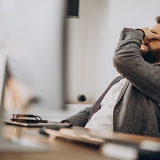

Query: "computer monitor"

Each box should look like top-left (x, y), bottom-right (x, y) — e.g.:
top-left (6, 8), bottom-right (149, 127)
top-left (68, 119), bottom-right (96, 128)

top-left (0, 0), bottom-right (66, 119)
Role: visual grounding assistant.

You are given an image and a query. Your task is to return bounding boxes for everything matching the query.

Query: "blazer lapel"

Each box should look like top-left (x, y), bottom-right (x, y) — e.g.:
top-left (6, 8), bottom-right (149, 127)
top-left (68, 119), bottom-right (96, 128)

top-left (115, 80), bottom-right (129, 105)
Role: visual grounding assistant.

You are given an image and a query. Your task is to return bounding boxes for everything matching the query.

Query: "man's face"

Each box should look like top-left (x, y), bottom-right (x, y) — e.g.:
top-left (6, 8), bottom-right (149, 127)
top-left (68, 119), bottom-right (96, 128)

top-left (140, 24), bottom-right (160, 63)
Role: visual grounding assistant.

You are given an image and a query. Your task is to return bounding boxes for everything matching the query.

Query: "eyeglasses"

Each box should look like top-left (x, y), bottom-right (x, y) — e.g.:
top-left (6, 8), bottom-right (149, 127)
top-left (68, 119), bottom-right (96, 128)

top-left (11, 114), bottom-right (48, 123)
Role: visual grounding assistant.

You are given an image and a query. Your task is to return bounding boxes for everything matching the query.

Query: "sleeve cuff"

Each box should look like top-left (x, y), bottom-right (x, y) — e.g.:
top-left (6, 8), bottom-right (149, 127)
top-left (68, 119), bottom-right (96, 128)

top-left (136, 29), bottom-right (145, 39)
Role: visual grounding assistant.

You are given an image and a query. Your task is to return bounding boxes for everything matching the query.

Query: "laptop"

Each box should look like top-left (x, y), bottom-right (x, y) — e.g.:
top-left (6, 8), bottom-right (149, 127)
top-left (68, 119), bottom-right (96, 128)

top-left (0, 52), bottom-right (50, 152)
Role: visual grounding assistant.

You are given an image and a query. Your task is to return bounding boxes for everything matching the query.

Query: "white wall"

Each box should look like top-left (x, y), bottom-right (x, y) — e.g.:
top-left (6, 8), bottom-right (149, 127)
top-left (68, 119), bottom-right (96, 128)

top-left (65, 0), bottom-right (160, 103)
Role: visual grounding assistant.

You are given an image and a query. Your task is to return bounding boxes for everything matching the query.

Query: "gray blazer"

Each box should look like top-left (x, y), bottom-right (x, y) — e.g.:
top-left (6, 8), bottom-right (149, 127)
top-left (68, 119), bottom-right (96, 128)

top-left (63, 28), bottom-right (160, 137)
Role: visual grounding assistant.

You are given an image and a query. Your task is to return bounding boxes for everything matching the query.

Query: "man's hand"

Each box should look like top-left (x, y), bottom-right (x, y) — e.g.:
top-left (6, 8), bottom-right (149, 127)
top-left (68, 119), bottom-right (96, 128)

top-left (141, 27), bottom-right (160, 40)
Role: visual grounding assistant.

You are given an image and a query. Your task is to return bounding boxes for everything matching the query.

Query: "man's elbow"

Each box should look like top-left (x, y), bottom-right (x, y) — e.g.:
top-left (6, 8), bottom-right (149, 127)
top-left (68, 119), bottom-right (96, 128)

top-left (112, 54), bottom-right (127, 76)
top-left (112, 54), bottom-right (121, 70)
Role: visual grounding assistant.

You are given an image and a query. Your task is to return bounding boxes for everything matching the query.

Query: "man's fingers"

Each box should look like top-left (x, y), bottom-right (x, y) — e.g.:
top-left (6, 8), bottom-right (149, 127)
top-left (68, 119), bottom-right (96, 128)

top-left (141, 27), bottom-right (160, 40)
top-left (152, 34), bottom-right (160, 40)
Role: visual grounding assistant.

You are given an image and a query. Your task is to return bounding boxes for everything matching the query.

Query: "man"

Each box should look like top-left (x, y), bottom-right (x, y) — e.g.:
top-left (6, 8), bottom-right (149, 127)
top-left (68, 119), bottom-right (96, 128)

top-left (62, 16), bottom-right (160, 137)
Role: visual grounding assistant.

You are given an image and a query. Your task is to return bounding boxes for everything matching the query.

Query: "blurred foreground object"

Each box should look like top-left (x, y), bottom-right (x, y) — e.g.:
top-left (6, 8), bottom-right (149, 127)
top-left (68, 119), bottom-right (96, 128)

top-left (101, 140), bottom-right (160, 160)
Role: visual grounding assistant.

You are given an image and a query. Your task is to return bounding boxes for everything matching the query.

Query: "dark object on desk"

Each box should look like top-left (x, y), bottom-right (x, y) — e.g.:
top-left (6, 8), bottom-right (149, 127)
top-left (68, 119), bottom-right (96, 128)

top-left (39, 123), bottom-right (73, 136)
top-left (78, 95), bottom-right (86, 102)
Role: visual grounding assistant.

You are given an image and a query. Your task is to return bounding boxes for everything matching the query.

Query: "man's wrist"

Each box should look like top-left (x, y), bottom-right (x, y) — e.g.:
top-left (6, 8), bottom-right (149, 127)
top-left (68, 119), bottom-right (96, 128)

top-left (60, 120), bottom-right (71, 124)
top-left (63, 121), bottom-right (70, 124)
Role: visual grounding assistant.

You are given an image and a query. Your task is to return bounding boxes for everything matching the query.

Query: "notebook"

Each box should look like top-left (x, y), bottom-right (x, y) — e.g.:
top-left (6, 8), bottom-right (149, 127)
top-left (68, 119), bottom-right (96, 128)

top-left (4, 118), bottom-right (72, 127)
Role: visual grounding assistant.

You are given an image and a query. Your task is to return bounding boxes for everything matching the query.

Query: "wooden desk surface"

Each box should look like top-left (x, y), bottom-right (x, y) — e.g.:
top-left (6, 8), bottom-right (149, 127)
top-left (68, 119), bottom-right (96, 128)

top-left (0, 124), bottom-right (160, 160)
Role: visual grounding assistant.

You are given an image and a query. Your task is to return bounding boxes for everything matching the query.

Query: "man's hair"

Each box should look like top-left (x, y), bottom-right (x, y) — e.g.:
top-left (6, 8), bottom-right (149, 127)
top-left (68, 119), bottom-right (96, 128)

top-left (156, 16), bottom-right (160, 24)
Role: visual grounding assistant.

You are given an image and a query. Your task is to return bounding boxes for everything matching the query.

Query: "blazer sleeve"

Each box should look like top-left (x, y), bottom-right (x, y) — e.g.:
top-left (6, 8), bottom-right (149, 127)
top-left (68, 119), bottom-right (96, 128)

top-left (113, 28), bottom-right (160, 102)
top-left (61, 106), bottom-right (93, 127)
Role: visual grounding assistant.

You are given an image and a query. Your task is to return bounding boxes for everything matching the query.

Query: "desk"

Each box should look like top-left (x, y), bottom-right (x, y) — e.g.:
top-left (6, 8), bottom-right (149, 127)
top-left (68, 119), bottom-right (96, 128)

top-left (1, 124), bottom-right (160, 160)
